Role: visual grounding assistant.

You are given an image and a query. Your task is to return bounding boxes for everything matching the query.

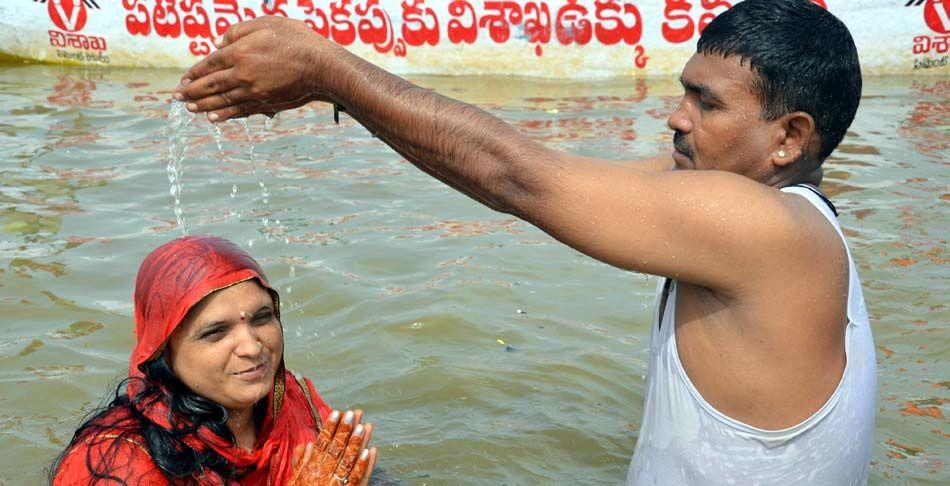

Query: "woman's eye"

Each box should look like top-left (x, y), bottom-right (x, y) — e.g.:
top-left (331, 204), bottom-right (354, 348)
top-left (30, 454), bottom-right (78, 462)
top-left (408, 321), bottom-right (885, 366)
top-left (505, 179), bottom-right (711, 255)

top-left (253, 311), bottom-right (274, 323)
top-left (200, 328), bottom-right (223, 340)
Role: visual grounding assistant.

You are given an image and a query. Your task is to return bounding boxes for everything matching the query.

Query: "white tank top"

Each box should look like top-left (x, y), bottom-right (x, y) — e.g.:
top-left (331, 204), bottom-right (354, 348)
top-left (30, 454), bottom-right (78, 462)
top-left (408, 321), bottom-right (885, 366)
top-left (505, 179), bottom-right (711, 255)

top-left (626, 186), bottom-right (877, 485)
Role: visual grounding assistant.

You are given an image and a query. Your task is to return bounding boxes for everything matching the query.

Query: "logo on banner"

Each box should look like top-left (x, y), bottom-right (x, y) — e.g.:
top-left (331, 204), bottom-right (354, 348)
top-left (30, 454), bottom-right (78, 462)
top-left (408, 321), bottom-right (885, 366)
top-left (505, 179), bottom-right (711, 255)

top-left (35, 0), bottom-right (109, 63)
top-left (35, 0), bottom-right (99, 33)
top-left (906, 0), bottom-right (950, 34)
top-left (907, 0), bottom-right (950, 69)
top-left (924, 0), bottom-right (950, 33)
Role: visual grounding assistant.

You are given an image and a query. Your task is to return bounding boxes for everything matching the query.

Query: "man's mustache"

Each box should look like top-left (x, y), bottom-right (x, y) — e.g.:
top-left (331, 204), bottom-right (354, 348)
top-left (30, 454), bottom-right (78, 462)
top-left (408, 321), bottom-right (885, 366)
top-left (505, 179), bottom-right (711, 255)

top-left (673, 131), bottom-right (693, 159)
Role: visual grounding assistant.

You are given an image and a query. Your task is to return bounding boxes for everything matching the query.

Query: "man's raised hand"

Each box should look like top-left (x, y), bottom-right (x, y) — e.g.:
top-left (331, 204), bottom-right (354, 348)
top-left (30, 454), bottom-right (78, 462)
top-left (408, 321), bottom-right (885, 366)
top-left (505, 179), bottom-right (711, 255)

top-left (174, 16), bottom-right (344, 122)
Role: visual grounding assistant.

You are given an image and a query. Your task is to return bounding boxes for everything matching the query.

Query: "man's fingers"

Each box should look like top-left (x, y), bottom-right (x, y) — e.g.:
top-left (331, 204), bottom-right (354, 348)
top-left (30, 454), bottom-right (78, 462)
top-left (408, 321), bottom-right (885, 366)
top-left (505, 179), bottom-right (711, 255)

top-left (177, 68), bottom-right (240, 102)
top-left (179, 47), bottom-right (232, 88)
top-left (207, 100), bottom-right (264, 122)
top-left (216, 16), bottom-right (270, 48)
top-left (348, 447), bottom-right (377, 486)
top-left (187, 87), bottom-right (247, 114)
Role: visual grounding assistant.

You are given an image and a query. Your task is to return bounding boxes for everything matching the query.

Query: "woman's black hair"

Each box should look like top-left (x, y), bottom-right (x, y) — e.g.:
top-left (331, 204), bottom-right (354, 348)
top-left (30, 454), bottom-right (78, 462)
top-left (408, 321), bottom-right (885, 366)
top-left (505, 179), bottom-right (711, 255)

top-left (48, 357), bottom-right (266, 485)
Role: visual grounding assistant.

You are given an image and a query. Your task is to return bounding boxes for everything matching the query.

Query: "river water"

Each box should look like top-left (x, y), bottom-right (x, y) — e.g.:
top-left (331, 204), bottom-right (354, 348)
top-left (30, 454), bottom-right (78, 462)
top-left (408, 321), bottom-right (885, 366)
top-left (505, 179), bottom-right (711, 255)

top-left (0, 64), bottom-right (946, 484)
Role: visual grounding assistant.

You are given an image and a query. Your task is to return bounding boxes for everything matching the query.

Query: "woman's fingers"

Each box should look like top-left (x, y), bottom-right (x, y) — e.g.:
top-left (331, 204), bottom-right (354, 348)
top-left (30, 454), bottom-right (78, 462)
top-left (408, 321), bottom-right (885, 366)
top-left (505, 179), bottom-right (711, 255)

top-left (348, 447), bottom-right (377, 486)
top-left (292, 443), bottom-right (306, 469)
top-left (314, 410), bottom-right (341, 452)
top-left (325, 410), bottom-right (357, 461)
top-left (313, 409), bottom-right (359, 479)
top-left (332, 422), bottom-right (370, 480)
top-left (289, 442), bottom-right (314, 484)
top-left (359, 422), bottom-right (373, 447)
top-left (299, 442), bottom-right (315, 469)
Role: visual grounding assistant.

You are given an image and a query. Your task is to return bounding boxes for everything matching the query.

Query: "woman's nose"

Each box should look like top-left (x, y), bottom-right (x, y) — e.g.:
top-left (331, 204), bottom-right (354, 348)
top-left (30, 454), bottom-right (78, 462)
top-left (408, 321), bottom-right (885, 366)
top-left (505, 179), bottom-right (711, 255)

top-left (234, 324), bottom-right (263, 357)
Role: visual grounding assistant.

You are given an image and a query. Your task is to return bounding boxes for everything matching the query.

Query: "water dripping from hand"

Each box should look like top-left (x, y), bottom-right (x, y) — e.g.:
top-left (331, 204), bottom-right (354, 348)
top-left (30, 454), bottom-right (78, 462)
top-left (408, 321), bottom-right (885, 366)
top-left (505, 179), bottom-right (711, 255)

top-left (166, 100), bottom-right (196, 235)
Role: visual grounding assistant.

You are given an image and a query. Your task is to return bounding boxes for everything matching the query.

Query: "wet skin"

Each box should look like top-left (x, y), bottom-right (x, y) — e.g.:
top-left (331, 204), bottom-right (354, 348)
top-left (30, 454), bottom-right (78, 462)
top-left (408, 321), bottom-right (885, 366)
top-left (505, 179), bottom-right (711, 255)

top-left (175, 16), bottom-right (849, 430)
top-left (167, 280), bottom-right (284, 447)
top-left (168, 281), bottom-right (378, 483)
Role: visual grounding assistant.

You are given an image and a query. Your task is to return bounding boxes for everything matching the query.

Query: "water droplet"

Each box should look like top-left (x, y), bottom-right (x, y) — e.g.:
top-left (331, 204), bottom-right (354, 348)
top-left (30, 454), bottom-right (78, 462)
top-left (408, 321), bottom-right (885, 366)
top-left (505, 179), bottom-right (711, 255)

top-left (211, 123), bottom-right (223, 152)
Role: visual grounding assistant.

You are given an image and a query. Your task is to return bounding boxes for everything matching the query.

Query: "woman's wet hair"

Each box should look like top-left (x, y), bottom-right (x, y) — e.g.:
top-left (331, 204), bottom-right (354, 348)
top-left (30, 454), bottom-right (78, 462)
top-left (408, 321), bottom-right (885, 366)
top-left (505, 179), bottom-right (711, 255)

top-left (697, 0), bottom-right (862, 160)
top-left (48, 357), bottom-right (265, 485)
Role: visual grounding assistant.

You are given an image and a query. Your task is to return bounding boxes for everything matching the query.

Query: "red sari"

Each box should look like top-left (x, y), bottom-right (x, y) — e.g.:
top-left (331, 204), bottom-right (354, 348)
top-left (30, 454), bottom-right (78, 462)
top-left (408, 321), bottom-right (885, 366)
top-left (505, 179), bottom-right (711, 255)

top-left (55, 236), bottom-right (332, 485)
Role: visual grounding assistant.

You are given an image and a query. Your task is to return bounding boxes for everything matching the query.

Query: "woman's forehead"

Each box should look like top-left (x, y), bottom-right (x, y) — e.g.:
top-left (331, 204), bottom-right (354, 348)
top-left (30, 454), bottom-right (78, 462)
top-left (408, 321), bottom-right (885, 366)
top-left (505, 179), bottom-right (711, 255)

top-left (185, 280), bottom-right (273, 324)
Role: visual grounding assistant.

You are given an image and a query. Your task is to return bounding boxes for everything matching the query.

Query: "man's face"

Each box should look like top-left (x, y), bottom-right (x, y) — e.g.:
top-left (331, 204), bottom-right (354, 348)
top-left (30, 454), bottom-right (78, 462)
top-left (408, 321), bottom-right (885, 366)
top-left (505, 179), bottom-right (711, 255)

top-left (668, 53), bottom-right (781, 181)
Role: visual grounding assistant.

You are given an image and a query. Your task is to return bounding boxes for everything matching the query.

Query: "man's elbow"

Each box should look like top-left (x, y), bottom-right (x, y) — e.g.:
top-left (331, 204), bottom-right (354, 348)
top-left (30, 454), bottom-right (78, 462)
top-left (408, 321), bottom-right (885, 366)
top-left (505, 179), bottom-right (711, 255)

top-left (491, 143), bottom-right (560, 217)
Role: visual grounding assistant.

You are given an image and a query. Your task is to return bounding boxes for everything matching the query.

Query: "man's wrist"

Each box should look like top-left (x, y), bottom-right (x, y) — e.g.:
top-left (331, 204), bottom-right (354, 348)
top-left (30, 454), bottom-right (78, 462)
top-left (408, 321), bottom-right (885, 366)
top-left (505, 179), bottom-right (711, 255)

top-left (303, 37), bottom-right (355, 107)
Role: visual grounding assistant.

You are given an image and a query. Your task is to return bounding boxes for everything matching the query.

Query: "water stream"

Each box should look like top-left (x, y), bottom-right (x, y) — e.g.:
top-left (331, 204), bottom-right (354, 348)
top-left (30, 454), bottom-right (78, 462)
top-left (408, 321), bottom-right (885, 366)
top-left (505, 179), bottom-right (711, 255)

top-left (2, 67), bottom-right (945, 484)
top-left (167, 104), bottom-right (281, 240)
top-left (165, 100), bottom-right (195, 235)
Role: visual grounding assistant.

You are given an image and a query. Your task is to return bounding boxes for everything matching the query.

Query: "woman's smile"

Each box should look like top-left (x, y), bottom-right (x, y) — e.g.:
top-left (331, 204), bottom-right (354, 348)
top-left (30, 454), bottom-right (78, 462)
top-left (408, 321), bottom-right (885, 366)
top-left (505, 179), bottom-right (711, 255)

top-left (232, 360), bottom-right (269, 381)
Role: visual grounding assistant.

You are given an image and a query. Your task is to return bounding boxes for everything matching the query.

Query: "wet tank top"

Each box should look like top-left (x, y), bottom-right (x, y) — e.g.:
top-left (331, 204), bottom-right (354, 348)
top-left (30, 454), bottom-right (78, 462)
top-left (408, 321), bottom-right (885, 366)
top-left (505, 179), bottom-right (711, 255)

top-left (626, 185), bottom-right (877, 485)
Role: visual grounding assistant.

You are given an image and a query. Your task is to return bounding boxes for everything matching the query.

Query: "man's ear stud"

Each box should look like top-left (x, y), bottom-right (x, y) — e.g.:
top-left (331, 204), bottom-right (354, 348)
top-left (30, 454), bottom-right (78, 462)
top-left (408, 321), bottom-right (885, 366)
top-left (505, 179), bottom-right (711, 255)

top-left (778, 149), bottom-right (787, 158)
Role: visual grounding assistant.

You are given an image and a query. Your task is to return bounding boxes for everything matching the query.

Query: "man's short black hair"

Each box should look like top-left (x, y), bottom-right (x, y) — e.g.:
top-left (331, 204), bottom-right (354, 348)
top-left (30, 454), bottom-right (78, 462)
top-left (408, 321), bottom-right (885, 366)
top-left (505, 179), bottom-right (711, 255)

top-left (697, 0), bottom-right (862, 160)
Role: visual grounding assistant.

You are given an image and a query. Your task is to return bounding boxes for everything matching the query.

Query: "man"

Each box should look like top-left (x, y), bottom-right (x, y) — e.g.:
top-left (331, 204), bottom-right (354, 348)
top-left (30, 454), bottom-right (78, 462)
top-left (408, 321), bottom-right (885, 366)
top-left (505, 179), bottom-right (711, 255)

top-left (175, 0), bottom-right (876, 483)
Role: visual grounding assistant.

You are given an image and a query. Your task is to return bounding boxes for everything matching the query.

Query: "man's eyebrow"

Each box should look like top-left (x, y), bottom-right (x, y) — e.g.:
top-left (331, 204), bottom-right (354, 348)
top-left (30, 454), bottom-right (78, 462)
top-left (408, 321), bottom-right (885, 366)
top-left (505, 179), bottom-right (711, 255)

top-left (679, 76), bottom-right (725, 105)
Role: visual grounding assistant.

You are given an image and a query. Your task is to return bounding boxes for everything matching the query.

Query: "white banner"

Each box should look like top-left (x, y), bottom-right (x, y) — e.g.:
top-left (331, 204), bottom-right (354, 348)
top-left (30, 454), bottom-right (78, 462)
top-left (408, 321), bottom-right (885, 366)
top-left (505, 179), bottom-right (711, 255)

top-left (1, 1), bottom-right (947, 77)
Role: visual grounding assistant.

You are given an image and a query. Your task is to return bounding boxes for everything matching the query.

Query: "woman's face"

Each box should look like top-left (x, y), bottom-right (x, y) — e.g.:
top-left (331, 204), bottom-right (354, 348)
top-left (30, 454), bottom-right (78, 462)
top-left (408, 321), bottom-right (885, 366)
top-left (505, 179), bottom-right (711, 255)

top-left (167, 280), bottom-right (283, 412)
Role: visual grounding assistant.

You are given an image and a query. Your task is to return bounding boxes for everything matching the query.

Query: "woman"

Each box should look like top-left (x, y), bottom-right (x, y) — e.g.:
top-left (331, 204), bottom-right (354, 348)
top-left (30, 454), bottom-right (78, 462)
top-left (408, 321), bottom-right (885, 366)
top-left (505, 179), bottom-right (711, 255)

top-left (51, 235), bottom-right (377, 485)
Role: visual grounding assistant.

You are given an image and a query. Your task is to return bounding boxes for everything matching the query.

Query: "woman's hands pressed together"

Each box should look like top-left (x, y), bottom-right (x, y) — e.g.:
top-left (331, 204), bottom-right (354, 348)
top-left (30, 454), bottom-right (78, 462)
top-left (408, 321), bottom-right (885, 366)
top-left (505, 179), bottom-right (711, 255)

top-left (288, 409), bottom-right (377, 486)
top-left (174, 16), bottom-right (348, 123)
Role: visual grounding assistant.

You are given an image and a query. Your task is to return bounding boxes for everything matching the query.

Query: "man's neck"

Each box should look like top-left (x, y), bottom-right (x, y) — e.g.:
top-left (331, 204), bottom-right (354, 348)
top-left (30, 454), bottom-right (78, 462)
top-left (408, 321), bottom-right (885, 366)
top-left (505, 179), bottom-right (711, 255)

top-left (766, 164), bottom-right (823, 189)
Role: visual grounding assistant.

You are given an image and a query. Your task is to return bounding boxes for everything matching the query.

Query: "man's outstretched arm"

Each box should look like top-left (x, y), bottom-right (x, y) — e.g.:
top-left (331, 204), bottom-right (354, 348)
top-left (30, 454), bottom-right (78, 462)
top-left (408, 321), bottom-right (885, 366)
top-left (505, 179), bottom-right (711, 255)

top-left (176, 17), bottom-right (833, 297)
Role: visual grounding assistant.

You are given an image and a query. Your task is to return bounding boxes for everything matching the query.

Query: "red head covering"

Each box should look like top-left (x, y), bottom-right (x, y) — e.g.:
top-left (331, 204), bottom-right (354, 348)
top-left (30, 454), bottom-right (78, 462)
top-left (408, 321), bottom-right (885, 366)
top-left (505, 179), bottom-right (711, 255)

top-left (53, 236), bottom-right (330, 486)
top-left (55, 235), bottom-right (331, 485)
top-left (130, 235), bottom-right (277, 378)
